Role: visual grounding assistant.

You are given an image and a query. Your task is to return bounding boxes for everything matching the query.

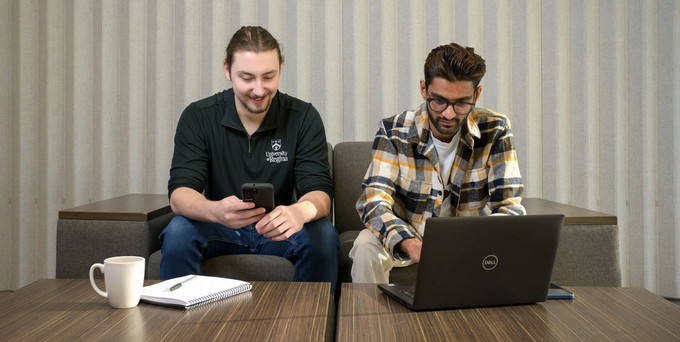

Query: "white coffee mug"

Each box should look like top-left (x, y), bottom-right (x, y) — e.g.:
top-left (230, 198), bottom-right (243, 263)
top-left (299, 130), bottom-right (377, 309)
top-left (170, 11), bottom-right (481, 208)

top-left (89, 256), bottom-right (145, 309)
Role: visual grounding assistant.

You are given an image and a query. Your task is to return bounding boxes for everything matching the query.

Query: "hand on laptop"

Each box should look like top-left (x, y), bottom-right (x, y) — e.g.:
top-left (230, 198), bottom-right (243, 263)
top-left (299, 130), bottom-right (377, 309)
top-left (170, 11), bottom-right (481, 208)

top-left (397, 238), bottom-right (422, 263)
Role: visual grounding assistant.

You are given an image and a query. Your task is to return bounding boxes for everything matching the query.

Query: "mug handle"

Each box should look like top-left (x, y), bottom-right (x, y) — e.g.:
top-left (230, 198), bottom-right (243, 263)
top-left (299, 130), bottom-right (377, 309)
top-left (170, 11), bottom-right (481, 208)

top-left (89, 263), bottom-right (107, 298)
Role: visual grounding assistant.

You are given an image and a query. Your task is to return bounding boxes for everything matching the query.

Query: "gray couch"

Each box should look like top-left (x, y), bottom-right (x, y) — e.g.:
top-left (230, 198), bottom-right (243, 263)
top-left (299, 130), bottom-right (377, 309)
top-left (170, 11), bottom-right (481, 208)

top-left (57, 141), bottom-right (621, 287)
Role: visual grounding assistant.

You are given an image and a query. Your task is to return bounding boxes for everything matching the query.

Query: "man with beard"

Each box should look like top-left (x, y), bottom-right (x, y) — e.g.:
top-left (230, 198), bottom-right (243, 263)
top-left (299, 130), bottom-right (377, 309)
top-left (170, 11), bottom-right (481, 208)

top-left (351, 42), bottom-right (526, 283)
top-left (160, 26), bottom-right (339, 292)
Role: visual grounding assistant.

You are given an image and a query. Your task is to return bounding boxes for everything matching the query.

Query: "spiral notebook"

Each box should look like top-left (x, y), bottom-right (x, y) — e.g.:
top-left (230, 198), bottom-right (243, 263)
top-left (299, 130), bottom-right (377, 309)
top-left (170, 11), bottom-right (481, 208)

top-left (141, 274), bottom-right (252, 309)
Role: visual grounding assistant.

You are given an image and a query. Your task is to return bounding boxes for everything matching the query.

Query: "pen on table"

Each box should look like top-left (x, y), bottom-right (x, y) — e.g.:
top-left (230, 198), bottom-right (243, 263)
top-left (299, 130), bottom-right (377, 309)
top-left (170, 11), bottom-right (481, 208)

top-left (170, 275), bottom-right (198, 291)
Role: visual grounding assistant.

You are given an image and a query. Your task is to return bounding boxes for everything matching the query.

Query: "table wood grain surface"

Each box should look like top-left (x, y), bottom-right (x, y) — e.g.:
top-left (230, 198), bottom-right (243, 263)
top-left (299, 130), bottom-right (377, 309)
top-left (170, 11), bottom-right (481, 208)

top-left (0, 279), bottom-right (331, 342)
top-left (337, 283), bottom-right (680, 342)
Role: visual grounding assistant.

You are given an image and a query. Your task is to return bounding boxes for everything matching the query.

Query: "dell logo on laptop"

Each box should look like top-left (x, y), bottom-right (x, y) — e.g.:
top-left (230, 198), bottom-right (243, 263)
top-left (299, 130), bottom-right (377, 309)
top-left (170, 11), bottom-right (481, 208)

top-left (482, 255), bottom-right (498, 270)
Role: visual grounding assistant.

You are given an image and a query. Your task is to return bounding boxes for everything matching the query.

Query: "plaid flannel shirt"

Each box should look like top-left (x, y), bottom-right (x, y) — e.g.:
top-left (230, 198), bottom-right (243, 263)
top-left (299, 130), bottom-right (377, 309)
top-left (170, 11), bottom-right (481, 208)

top-left (356, 104), bottom-right (526, 259)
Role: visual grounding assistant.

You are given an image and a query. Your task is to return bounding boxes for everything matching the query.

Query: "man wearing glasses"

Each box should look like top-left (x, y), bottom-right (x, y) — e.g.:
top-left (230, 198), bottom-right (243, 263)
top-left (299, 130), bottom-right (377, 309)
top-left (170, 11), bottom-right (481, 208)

top-left (351, 42), bottom-right (526, 283)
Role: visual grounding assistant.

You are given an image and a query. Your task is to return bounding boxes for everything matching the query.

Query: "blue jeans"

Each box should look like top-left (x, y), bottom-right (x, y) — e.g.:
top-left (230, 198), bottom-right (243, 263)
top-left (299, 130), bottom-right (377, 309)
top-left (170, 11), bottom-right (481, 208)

top-left (159, 215), bottom-right (339, 292)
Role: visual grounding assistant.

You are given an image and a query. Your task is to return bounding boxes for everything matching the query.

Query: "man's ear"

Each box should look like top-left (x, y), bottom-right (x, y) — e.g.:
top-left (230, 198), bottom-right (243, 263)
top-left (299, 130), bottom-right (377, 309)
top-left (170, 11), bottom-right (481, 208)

top-left (474, 85), bottom-right (482, 101)
top-left (420, 80), bottom-right (428, 101)
top-left (223, 61), bottom-right (231, 81)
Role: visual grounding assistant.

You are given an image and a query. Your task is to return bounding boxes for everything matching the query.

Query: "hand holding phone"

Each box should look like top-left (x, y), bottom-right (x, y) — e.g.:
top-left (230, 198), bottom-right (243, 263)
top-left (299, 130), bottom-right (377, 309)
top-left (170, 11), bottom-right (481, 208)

top-left (241, 183), bottom-right (275, 213)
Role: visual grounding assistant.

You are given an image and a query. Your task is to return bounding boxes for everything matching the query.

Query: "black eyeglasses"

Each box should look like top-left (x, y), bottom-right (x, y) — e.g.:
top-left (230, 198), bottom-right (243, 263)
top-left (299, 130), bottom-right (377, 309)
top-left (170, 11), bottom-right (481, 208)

top-left (426, 98), bottom-right (476, 115)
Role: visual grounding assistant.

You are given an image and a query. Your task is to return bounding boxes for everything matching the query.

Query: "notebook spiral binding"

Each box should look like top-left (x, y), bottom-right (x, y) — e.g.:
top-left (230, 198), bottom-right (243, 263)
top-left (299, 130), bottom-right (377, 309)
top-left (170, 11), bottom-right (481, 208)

top-left (185, 283), bottom-right (253, 309)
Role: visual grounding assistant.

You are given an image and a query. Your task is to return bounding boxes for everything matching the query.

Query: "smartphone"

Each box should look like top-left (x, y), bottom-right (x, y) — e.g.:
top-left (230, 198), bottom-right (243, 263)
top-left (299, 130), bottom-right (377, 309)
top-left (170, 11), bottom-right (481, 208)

top-left (547, 283), bottom-right (575, 300)
top-left (241, 183), bottom-right (275, 213)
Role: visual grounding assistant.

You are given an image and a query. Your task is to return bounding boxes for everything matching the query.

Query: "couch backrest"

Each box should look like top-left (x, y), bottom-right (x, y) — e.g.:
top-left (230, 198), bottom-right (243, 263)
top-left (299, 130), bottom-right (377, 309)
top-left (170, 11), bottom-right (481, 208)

top-left (332, 141), bottom-right (374, 234)
top-left (326, 142), bottom-right (334, 223)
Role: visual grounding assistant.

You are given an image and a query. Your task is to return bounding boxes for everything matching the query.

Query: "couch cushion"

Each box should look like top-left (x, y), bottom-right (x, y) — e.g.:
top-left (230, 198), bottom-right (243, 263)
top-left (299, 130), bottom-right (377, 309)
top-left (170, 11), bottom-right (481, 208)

top-left (338, 231), bottom-right (360, 283)
top-left (203, 255), bottom-right (294, 281)
top-left (147, 250), bottom-right (294, 281)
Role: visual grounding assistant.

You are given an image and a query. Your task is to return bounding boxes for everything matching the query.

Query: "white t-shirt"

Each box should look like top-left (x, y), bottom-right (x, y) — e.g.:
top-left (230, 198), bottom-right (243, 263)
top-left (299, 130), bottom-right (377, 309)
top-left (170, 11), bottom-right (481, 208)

top-left (431, 130), bottom-right (461, 217)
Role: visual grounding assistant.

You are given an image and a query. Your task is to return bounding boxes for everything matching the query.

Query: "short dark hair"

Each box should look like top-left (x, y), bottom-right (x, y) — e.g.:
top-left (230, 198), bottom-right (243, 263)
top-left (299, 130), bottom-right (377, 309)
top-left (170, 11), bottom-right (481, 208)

top-left (224, 26), bottom-right (284, 68)
top-left (424, 42), bottom-right (486, 89)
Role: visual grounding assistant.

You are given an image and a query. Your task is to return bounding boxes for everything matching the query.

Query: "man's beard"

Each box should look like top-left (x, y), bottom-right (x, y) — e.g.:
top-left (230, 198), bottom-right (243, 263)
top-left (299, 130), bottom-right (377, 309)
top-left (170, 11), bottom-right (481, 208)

top-left (427, 109), bottom-right (464, 136)
top-left (238, 92), bottom-right (273, 114)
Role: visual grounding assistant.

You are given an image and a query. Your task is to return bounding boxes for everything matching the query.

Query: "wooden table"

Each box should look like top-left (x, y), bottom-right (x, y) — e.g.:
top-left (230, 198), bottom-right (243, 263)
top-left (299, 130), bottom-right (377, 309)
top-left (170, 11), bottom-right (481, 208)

top-left (0, 279), bottom-right (332, 341)
top-left (523, 197), bottom-right (617, 225)
top-left (337, 283), bottom-right (680, 341)
top-left (58, 194), bottom-right (172, 221)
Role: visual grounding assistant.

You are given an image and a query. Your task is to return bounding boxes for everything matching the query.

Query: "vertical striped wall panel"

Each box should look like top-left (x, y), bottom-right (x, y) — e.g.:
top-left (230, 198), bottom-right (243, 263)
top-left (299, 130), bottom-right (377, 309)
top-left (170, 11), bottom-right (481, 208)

top-left (1, 0), bottom-right (679, 298)
top-left (0, 0), bottom-right (12, 292)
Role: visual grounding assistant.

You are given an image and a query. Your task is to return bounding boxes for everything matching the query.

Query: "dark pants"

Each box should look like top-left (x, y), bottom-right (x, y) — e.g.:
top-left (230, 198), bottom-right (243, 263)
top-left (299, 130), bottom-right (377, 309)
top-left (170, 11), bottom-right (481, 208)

top-left (159, 215), bottom-right (339, 292)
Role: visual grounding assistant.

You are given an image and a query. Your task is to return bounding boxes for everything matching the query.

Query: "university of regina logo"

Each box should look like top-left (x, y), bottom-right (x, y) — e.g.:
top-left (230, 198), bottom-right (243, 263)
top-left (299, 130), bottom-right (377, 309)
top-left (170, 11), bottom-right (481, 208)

top-left (266, 139), bottom-right (288, 163)
top-left (271, 139), bottom-right (282, 151)
top-left (482, 255), bottom-right (498, 270)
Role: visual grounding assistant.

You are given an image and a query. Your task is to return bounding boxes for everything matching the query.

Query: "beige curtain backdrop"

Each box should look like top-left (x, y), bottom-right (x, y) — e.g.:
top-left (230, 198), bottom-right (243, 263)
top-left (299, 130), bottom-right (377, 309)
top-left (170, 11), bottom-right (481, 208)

top-left (1, 0), bottom-right (679, 298)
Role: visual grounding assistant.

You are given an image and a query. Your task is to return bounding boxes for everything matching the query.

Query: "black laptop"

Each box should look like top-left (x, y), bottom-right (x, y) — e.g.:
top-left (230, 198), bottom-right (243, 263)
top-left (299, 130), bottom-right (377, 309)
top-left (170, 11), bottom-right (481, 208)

top-left (378, 214), bottom-right (565, 311)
